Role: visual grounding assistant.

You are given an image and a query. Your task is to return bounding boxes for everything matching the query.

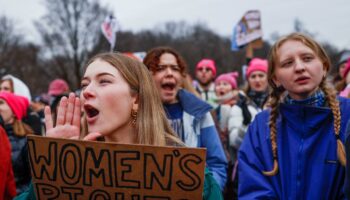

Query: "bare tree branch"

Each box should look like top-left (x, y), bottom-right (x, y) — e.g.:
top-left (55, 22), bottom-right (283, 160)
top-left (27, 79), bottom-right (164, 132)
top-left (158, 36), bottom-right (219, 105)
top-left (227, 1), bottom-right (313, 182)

top-left (35, 0), bottom-right (111, 88)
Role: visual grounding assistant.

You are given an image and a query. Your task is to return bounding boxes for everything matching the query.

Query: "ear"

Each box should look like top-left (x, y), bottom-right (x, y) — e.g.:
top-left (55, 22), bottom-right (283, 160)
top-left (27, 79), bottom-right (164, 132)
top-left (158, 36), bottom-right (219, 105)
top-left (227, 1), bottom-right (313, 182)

top-left (132, 94), bottom-right (139, 111)
top-left (272, 75), bottom-right (281, 88)
top-left (322, 69), bottom-right (327, 79)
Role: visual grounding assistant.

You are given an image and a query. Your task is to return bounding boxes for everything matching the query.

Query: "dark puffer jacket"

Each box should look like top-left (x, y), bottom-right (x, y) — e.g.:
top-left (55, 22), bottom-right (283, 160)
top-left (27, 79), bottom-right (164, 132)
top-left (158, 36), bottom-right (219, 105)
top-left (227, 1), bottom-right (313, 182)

top-left (5, 124), bottom-right (31, 195)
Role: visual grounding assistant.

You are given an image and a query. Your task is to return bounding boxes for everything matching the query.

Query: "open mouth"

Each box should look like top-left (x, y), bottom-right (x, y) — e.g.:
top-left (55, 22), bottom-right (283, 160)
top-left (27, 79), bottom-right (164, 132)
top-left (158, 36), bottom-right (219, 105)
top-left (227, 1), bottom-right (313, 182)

top-left (84, 104), bottom-right (99, 118)
top-left (295, 76), bottom-right (310, 83)
top-left (161, 82), bottom-right (176, 91)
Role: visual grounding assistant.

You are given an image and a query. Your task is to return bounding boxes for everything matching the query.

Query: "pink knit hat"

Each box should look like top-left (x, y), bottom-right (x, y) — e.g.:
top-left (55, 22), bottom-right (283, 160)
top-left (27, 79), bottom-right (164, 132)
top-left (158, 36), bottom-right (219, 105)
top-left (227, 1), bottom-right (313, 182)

top-left (215, 72), bottom-right (239, 89)
top-left (48, 79), bottom-right (69, 96)
top-left (246, 58), bottom-right (268, 78)
top-left (342, 58), bottom-right (350, 78)
top-left (196, 59), bottom-right (217, 76)
top-left (0, 91), bottom-right (29, 120)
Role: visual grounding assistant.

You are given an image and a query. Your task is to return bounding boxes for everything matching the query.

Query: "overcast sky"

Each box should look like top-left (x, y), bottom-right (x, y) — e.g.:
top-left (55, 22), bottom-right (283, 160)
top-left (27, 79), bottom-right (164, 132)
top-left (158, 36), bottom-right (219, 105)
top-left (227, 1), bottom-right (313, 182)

top-left (0, 0), bottom-right (349, 50)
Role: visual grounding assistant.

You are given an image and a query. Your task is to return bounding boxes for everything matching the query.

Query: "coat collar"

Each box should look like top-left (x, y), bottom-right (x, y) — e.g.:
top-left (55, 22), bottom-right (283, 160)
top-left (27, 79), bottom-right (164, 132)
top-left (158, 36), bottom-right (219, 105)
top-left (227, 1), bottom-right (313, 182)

top-left (177, 89), bottom-right (212, 118)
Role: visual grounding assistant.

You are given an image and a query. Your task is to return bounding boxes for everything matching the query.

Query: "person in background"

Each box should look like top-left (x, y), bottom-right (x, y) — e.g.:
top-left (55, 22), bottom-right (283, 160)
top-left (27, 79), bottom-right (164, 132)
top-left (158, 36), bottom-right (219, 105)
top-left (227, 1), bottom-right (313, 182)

top-left (243, 58), bottom-right (269, 109)
top-left (31, 94), bottom-right (50, 119)
top-left (212, 72), bottom-right (239, 199)
top-left (213, 72), bottom-right (259, 199)
top-left (31, 93), bottom-right (50, 134)
top-left (1, 75), bottom-right (32, 101)
top-left (239, 33), bottom-right (350, 199)
top-left (193, 59), bottom-right (218, 108)
top-left (47, 78), bottom-right (70, 104)
top-left (0, 92), bottom-right (34, 195)
top-left (1, 75), bottom-right (42, 135)
top-left (334, 50), bottom-right (350, 92)
top-left (213, 72), bottom-right (240, 161)
top-left (215, 71), bottom-right (261, 152)
top-left (339, 58), bottom-right (350, 98)
top-left (143, 47), bottom-right (227, 191)
top-left (0, 115), bottom-right (17, 200)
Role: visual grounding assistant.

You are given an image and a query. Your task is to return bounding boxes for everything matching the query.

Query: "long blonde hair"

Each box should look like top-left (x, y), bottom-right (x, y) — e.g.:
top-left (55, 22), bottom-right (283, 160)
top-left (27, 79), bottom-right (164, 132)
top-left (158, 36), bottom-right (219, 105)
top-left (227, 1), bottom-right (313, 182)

top-left (264, 32), bottom-right (346, 176)
top-left (82, 53), bottom-right (182, 146)
top-left (13, 119), bottom-right (34, 137)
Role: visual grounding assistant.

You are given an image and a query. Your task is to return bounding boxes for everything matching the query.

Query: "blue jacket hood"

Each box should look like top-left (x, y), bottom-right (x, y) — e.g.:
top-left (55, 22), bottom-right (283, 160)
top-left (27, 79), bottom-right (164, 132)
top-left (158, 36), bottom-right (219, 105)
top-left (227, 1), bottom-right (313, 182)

top-left (177, 89), bottom-right (212, 119)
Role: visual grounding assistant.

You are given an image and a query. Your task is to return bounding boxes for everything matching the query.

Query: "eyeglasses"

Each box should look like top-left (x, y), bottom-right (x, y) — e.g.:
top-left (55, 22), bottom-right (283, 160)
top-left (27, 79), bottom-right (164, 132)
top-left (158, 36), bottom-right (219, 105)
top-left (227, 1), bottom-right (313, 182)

top-left (197, 67), bottom-right (211, 73)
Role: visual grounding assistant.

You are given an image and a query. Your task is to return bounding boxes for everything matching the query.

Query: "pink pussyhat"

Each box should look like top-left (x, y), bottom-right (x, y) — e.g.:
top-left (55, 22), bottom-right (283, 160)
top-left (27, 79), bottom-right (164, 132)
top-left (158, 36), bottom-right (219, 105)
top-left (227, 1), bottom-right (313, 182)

top-left (246, 58), bottom-right (268, 78)
top-left (0, 91), bottom-right (29, 120)
top-left (196, 59), bottom-right (217, 76)
top-left (342, 58), bottom-right (350, 78)
top-left (48, 79), bottom-right (69, 96)
top-left (215, 72), bottom-right (239, 89)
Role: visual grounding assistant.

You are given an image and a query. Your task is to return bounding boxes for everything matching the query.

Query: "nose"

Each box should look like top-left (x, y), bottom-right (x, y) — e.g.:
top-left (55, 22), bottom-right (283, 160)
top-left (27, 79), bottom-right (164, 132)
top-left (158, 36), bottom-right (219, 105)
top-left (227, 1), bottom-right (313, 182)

top-left (82, 83), bottom-right (95, 99)
top-left (164, 67), bottom-right (174, 76)
top-left (294, 59), bottom-right (306, 72)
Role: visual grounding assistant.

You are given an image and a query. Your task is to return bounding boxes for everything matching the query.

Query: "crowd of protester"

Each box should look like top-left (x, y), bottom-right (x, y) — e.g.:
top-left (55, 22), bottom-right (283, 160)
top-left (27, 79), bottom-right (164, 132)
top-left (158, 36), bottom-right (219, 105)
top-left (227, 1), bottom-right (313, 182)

top-left (0, 32), bottom-right (349, 200)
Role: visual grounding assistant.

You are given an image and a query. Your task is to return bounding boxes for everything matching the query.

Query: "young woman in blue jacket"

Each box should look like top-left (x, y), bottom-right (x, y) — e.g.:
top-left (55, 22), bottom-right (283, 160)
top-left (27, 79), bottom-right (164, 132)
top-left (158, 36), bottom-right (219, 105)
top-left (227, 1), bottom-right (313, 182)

top-left (239, 33), bottom-right (349, 199)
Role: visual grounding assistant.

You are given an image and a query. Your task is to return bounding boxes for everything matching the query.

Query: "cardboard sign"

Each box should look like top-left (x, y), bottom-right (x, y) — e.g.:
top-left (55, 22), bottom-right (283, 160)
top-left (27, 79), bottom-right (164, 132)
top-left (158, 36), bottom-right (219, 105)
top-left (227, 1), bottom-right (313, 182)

top-left (27, 135), bottom-right (206, 200)
top-left (231, 10), bottom-right (263, 51)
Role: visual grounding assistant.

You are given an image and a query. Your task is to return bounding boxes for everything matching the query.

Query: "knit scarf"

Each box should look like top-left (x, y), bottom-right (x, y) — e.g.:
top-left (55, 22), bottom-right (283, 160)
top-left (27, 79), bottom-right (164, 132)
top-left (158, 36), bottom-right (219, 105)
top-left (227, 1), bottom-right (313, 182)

top-left (284, 90), bottom-right (326, 107)
top-left (216, 91), bottom-right (238, 106)
top-left (247, 90), bottom-right (269, 108)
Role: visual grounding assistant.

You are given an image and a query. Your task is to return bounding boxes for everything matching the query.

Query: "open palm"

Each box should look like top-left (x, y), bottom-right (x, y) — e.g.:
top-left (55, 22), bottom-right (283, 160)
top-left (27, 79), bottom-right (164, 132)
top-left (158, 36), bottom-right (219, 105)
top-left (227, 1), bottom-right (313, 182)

top-left (45, 93), bottom-right (81, 139)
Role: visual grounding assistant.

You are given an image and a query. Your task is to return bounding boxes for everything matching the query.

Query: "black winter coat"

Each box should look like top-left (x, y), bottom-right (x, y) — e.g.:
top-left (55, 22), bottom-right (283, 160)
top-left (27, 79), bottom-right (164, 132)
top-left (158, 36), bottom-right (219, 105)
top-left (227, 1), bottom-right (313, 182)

top-left (5, 124), bottom-right (31, 195)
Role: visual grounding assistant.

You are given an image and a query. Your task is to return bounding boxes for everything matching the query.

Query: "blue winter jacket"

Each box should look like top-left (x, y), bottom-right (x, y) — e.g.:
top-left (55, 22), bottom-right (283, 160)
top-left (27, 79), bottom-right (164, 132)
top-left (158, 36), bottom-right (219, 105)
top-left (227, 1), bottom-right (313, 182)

top-left (239, 97), bottom-right (350, 200)
top-left (174, 89), bottom-right (227, 190)
top-left (345, 119), bottom-right (350, 199)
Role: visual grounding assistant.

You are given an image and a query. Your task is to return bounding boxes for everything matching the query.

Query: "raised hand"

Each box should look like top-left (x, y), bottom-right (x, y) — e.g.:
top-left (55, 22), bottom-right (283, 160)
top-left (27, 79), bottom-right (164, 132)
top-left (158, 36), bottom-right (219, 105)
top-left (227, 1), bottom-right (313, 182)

top-left (45, 93), bottom-right (81, 139)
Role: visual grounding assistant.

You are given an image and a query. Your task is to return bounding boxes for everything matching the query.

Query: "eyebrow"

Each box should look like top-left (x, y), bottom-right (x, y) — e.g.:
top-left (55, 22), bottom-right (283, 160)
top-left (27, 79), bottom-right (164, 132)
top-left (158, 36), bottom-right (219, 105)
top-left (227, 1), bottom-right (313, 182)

top-left (82, 72), bottom-right (115, 81)
top-left (299, 52), bottom-right (314, 56)
top-left (280, 51), bottom-right (315, 61)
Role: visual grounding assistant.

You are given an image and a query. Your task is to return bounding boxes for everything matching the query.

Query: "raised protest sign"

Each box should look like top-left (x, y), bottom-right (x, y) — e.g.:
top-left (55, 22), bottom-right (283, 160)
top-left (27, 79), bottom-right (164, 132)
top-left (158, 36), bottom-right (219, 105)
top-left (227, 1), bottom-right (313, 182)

top-left (101, 15), bottom-right (118, 51)
top-left (27, 135), bottom-right (206, 200)
top-left (231, 10), bottom-right (263, 51)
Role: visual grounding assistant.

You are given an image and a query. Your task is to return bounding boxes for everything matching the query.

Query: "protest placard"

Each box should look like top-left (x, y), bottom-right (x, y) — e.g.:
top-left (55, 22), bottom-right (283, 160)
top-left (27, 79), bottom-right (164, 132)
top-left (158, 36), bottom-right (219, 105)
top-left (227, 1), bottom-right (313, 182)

top-left (231, 10), bottom-right (263, 51)
top-left (27, 135), bottom-right (206, 200)
top-left (101, 15), bottom-right (118, 51)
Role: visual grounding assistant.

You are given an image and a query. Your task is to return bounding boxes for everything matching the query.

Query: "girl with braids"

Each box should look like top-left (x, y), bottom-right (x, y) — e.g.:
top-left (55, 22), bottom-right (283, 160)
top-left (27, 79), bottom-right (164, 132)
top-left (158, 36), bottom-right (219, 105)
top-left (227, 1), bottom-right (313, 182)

top-left (238, 33), bottom-right (350, 199)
